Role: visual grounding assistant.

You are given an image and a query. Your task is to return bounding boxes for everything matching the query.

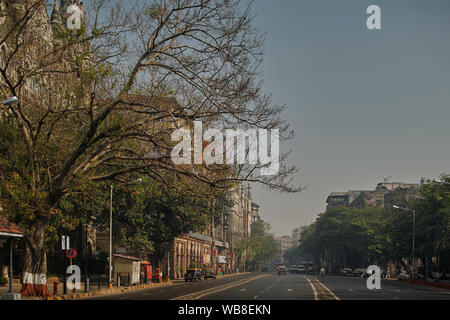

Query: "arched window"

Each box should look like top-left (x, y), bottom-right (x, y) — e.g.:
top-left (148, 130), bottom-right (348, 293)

top-left (0, 44), bottom-right (7, 69)
top-left (29, 77), bottom-right (35, 91)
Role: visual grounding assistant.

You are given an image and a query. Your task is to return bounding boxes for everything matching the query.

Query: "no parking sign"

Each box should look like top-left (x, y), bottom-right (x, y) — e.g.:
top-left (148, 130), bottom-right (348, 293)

top-left (65, 248), bottom-right (77, 259)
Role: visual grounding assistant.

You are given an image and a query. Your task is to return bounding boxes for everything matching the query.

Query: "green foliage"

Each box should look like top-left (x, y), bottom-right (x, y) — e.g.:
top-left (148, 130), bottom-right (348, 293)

top-left (414, 175), bottom-right (450, 272)
top-left (300, 174), bottom-right (450, 275)
top-left (300, 206), bottom-right (388, 269)
top-left (98, 250), bottom-right (109, 263)
top-left (283, 246), bottom-right (311, 264)
top-left (91, 175), bottom-right (220, 262)
top-left (247, 221), bottom-right (278, 267)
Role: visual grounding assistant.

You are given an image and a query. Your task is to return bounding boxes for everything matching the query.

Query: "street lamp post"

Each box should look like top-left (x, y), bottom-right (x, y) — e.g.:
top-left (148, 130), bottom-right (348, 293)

top-left (212, 201), bottom-right (216, 275)
top-left (393, 205), bottom-right (416, 281)
top-left (109, 184), bottom-right (113, 288)
top-left (109, 178), bottom-right (142, 288)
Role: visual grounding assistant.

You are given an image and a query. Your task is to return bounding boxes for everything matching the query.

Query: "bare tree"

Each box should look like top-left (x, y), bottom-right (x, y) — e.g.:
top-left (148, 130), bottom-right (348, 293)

top-left (0, 0), bottom-right (301, 296)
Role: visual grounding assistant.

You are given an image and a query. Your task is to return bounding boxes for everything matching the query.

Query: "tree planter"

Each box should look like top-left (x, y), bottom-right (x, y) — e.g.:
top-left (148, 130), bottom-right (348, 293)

top-left (20, 273), bottom-right (51, 297)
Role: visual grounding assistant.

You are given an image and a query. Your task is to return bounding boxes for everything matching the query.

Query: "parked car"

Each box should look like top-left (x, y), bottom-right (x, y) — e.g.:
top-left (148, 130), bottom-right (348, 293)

top-left (185, 268), bottom-right (202, 282)
top-left (353, 268), bottom-right (366, 278)
top-left (204, 269), bottom-right (216, 280)
top-left (340, 268), bottom-right (353, 276)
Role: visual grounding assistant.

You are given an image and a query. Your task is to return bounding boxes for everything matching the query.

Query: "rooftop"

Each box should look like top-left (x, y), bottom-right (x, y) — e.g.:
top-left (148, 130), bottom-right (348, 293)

top-left (0, 215), bottom-right (23, 238)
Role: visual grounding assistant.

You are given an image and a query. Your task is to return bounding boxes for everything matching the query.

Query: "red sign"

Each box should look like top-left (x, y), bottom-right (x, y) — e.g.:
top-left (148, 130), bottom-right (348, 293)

top-left (213, 249), bottom-right (217, 257)
top-left (65, 248), bottom-right (77, 259)
top-left (145, 265), bottom-right (152, 280)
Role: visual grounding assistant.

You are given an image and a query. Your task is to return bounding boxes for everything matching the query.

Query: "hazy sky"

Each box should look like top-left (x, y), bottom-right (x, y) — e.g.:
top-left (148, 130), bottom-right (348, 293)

top-left (249, 0), bottom-right (450, 235)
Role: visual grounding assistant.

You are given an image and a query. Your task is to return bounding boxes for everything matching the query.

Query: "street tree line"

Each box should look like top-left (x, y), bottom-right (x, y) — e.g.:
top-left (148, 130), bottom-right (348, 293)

top-left (233, 220), bottom-right (279, 271)
top-left (297, 175), bottom-right (450, 278)
top-left (0, 0), bottom-right (300, 296)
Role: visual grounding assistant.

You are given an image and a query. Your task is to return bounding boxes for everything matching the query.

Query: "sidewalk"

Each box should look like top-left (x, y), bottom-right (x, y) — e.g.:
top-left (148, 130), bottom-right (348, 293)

top-left (48, 280), bottom-right (174, 300)
top-left (398, 278), bottom-right (450, 290)
top-left (0, 277), bottom-right (173, 300)
top-left (0, 280), bottom-right (40, 300)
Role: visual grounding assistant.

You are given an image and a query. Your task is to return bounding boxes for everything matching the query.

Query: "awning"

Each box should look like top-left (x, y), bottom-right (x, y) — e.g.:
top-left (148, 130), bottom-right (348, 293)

top-left (0, 216), bottom-right (23, 238)
top-left (214, 240), bottom-right (229, 248)
top-left (113, 254), bottom-right (142, 261)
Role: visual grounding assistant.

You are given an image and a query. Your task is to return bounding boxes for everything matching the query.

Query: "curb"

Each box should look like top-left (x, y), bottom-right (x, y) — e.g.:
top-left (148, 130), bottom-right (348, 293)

top-left (46, 281), bottom-right (174, 300)
top-left (399, 278), bottom-right (450, 290)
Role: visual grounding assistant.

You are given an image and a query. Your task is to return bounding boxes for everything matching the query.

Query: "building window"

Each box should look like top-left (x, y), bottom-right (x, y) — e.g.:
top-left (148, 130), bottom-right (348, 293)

top-left (29, 78), bottom-right (35, 91)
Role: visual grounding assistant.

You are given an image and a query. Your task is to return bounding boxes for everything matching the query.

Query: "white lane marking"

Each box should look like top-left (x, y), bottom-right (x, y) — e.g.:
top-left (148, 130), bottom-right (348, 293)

top-left (315, 278), bottom-right (340, 300)
top-left (239, 288), bottom-right (247, 292)
top-left (349, 289), bottom-right (354, 292)
top-left (172, 274), bottom-right (269, 300)
top-left (287, 288), bottom-right (293, 292)
top-left (305, 276), bottom-right (319, 300)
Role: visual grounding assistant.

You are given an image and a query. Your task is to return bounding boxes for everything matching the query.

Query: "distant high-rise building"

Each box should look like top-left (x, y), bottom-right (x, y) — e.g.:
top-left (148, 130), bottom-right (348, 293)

top-left (291, 226), bottom-right (306, 246)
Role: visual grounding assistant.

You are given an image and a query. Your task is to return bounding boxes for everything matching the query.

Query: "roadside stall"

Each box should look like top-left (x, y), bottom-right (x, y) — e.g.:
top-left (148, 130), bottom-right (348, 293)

top-left (112, 254), bottom-right (142, 285)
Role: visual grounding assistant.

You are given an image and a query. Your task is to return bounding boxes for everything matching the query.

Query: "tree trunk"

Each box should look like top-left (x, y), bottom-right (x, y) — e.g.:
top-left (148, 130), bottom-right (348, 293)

top-left (20, 217), bottom-right (51, 297)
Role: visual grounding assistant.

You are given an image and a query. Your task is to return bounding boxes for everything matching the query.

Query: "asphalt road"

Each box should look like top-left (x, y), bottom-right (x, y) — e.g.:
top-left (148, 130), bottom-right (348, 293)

top-left (85, 272), bottom-right (450, 300)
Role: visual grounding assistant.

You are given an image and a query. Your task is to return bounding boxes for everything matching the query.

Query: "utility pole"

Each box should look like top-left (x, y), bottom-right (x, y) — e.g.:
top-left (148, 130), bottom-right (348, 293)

top-left (109, 185), bottom-right (113, 288)
top-left (84, 224), bottom-right (89, 292)
top-left (212, 200), bottom-right (216, 275)
top-left (107, 179), bottom-right (142, 288)
top-left (393, 205), bottom-right (416, 281)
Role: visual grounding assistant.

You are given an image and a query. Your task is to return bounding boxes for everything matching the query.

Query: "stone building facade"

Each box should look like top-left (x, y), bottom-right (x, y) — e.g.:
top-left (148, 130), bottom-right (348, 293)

top-left (326, 181), bottom-right (420, 211)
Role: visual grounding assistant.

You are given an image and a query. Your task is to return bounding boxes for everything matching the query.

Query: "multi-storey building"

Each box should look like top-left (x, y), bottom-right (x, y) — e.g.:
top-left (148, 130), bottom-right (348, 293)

top-left (276, 235), bottom-right (294, 263)
top-left (326, 181), bottom-right (420, 211)
top-left (291, 226), bottom-right (306, 247)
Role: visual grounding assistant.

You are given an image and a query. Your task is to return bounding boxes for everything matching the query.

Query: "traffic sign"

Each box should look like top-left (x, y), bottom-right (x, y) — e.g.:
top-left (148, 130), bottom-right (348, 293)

top-left (61, 235), bottom-right (70, 250)
top-left (65, 248), bottom-right (77, 259)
